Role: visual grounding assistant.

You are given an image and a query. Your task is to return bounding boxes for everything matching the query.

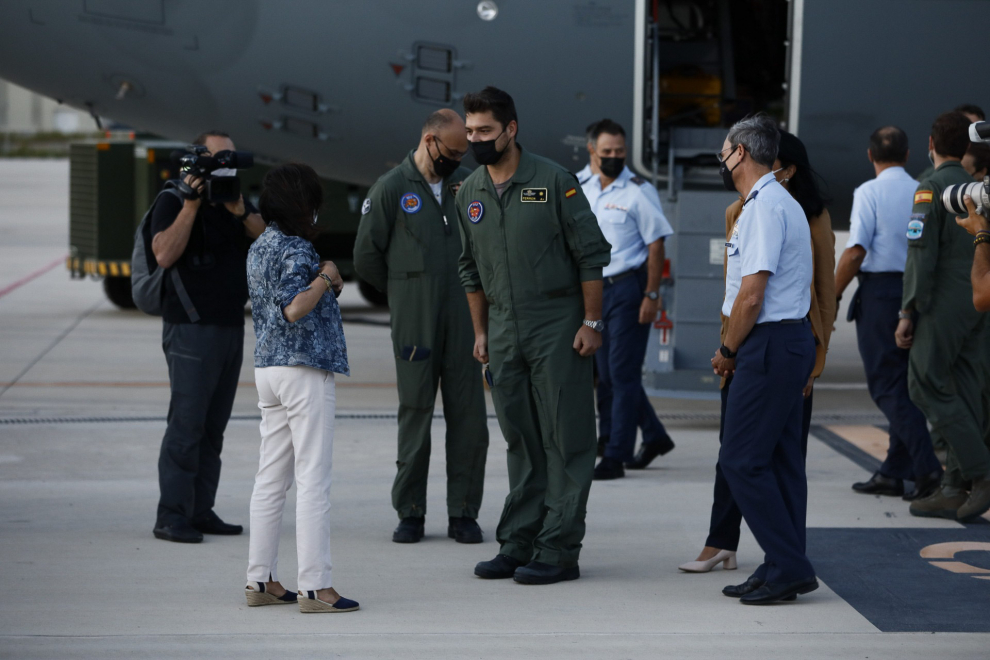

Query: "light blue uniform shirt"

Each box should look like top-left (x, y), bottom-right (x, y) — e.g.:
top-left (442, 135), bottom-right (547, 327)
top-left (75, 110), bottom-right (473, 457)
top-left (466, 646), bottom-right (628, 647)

top-left (577, 164), bottom-right (665, 212)
top-left (846, 166), bottom-right (917, 273)
top-left (579, 165), bottom-right (673, 278)
top-left (722, 172), bottom-right (812, 323)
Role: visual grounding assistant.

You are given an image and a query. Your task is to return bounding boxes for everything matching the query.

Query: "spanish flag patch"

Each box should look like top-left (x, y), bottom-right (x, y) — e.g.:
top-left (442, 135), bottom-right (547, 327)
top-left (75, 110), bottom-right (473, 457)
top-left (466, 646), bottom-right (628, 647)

top-left (914, 190), bottom-right (933, 205)
top-left (565, 188), bottom-right (577, 198)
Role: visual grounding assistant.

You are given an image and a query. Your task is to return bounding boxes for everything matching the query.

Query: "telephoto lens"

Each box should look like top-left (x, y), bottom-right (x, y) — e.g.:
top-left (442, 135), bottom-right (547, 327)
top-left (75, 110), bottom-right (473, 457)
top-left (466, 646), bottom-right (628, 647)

top-left (942, 180), bottom-right (990, 216)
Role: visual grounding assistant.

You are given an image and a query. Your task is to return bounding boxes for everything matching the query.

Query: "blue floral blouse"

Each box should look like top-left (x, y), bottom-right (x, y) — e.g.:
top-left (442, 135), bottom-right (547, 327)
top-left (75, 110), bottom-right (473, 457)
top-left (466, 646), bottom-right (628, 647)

top-left (247, 224), bottom-right (350, 375)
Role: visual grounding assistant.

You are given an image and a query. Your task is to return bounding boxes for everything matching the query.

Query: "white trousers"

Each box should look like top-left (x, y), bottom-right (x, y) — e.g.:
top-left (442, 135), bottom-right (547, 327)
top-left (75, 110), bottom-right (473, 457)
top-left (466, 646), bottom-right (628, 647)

top-left (247, 365), bottom-right (335, 590)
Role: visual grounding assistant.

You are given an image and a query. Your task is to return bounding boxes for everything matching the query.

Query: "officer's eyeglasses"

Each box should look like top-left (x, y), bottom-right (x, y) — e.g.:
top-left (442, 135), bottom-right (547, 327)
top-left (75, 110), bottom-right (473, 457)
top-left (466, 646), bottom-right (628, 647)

top-left (716, 145), bottom-right (744, 163)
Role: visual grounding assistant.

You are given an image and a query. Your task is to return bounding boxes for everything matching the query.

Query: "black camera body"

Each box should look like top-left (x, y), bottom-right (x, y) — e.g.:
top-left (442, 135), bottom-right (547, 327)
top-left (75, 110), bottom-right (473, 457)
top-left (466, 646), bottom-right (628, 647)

top-left (171, 145), bottom-right (255, 203)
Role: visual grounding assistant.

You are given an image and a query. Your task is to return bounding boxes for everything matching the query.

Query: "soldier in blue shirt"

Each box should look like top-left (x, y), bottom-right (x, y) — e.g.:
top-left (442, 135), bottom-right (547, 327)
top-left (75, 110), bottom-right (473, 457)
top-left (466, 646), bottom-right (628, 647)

top-left (711, 114), bottom-right (818, 605)
top-left (578, 119), bottom-right (675, 480)
top-left (835, 126), bottom-right (942, 501)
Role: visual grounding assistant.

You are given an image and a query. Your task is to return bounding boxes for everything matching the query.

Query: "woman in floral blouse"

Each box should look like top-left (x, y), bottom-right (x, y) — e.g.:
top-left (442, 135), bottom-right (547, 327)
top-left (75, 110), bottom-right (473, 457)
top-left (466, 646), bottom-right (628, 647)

top-left (243, 163), bottom-right (358, 613)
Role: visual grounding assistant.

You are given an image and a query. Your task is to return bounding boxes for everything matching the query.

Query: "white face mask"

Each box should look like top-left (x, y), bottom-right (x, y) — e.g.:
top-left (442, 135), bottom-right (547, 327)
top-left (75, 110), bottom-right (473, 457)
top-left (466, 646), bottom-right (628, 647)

top-left (771, 167), bottom-right (784, 183)
top-left (212, 168), bottom-right (236, 178)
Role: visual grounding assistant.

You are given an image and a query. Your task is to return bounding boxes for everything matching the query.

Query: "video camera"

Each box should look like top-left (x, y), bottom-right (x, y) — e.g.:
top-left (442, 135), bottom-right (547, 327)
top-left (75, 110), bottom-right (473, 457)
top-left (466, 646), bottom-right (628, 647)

top-left (942, 121), bottom-right (990, 218)
top-left (170, 145), bottom-right (254, 203)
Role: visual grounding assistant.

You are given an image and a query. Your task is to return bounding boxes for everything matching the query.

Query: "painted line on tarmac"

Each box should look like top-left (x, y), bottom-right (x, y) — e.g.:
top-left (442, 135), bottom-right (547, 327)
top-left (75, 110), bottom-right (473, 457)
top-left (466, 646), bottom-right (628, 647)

top-left (0, 254), bottom-right (67, 299)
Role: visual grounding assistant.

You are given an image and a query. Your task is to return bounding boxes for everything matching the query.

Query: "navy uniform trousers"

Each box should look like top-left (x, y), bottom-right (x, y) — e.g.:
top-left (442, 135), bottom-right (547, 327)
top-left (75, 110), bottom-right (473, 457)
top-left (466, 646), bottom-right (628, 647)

top-left (596, 268), bottom-right (670, 461)
top-left (719, 320), bottom-right (816, 584)
top-left (850, 273), bottom-right (941, 481)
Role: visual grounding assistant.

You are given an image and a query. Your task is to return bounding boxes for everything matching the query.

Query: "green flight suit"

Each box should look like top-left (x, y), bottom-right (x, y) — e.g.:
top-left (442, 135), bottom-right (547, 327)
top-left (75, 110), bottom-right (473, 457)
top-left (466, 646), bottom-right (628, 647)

top-left (455, 147), bottom-right (611, 567)
top-left (903, 160), bottom-right (990, 486)
top-left (354, 151), bottom-right (489, 520)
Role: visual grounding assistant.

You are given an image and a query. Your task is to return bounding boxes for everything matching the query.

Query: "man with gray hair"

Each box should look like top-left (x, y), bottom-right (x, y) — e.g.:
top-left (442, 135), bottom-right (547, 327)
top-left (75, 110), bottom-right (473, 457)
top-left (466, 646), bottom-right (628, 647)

top-left (710, 114), bottom-right (819, 604)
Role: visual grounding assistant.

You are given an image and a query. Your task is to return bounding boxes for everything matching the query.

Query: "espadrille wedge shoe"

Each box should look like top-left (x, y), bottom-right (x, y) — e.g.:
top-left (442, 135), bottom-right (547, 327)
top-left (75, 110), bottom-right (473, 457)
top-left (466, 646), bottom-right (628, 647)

top-left (298, 590), bottom-right (360, 613)
top-left (245, 582), bottom-right (298, 607)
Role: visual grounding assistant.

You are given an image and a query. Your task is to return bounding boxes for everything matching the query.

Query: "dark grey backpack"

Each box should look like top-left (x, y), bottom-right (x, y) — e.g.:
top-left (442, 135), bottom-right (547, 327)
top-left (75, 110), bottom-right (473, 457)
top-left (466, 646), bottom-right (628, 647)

top-left (130, 182), bottom-right (200, 322)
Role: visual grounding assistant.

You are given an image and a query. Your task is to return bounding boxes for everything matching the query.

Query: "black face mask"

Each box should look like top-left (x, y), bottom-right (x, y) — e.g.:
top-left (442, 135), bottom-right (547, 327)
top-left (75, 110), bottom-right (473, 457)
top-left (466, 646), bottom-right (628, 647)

top-left (429, 138), bottom-right (460, 179)
top-left (719, 150), bottom-right (741, 192)
top-left (471, 128), bottom-right (508, 165)
top-left (599, 156), bottom-right (625, 179)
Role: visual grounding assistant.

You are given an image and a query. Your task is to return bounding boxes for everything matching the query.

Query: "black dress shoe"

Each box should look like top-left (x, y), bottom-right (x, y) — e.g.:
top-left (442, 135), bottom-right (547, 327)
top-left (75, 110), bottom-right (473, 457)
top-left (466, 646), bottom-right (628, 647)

top-left (513, 561), bottom-right (580, 585)
top-left (191, 511), bottom-right (243, 535)
top-left (903, 470), bottom-right (942, 501)
top-left (475, 554), bottom-right (524, 579)
top-left (851, 472), bottom-right (904, 496)
top-left (392, 517), bottom-right (425, 543)
top-left (596, 435), bottom-right (608, 457)
top-left (593, 457), bottom-right (625, 481)
top-left (448, 517), bottom-right (483, 544)
top-left (625, 435), bottom-right (675, 470)
top-left (722, 575), bottom-right (764, 597)
top-left (153, 522), bottom-right (203, 544)
top-left (739, 577), bottom-right (819, 605)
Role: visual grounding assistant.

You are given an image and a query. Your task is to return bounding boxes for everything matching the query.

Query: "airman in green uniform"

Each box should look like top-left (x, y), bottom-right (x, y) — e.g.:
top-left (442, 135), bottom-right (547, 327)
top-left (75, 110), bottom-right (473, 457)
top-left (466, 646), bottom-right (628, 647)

top-left (354, 109), bottom-right (490, 544)
top-left (455, 87), bottom-right (611, 585)
top-left (899, 111), bottom-right (990, 522)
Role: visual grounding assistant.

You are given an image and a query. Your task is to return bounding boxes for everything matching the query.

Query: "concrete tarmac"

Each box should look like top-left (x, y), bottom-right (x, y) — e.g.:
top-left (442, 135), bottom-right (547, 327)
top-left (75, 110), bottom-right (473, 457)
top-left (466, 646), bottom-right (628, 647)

top-left (1, 160), bottom-right (987, 659)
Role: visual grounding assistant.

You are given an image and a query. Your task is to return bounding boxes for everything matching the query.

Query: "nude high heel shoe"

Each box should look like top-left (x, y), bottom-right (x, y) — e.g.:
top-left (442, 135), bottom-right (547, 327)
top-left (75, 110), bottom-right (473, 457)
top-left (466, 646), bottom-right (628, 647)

top-left (678, 549), bottom-right (737, 573)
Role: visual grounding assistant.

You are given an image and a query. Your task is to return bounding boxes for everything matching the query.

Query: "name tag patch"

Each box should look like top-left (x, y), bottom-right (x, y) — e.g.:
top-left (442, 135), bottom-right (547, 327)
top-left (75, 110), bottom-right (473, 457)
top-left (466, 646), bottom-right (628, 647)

top-left (521, 188), bottom-right (547, 203)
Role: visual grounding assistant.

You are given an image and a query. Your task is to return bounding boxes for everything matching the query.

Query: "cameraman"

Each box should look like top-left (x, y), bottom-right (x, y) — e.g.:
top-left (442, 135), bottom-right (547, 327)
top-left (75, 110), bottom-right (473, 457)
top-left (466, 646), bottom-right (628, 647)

top-left (957, 196), bottom-right (990, 310)
top-left (150, 130), bottom-right (265, 543)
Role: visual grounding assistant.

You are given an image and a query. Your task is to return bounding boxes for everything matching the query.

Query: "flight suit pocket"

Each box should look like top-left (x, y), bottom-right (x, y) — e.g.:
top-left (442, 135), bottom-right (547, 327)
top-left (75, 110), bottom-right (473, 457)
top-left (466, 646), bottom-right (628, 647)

top-left (533, 232), bottom-right (578, 297)
top-left (394, 353), bottom-right (435, 409)
top-left (386, 224), bottom-right (426, 277)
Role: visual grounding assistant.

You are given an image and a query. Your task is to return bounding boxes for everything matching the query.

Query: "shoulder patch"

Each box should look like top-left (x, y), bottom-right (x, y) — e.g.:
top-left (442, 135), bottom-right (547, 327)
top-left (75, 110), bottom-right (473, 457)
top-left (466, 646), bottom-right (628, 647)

top-left (565, 188), bottom-right (578, 198)
top-left (400, 192), bottom-right (422, 214)
top-left (361, 198), bottom-right (372, 215)
top-left (630, 176), bottom-right (646, 185)
top-left (914, 190), bottom-right (933, 205)
top-left (907, 214), bottom-right (925, 240)
top-left (449, 181), bottom-right (463, 197)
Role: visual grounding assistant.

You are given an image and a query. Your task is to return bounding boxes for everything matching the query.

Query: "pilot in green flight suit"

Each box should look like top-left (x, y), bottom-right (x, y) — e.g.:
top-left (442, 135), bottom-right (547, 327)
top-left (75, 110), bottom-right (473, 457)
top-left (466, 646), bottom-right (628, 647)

top-left (456, 87), bottom-right (611, 585)
top-left (353, 109), bottom-right (490, 545)
top-left (900, 111), bottom-right (990, 523)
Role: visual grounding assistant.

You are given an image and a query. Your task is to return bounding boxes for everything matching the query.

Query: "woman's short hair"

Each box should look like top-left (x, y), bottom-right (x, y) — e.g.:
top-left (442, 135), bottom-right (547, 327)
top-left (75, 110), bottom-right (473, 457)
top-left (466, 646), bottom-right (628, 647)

top-left (259, 163), bottom-right (323, 242)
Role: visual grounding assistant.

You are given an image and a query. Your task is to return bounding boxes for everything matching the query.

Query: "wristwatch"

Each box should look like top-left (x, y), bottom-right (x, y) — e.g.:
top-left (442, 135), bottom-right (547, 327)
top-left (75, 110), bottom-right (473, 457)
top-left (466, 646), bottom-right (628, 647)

top-left (719, 344), bottom-right (737, 359)
top-left (644, 290), bottom-right (660, 301)
top-left (583, 319), bottom-right (605, 333)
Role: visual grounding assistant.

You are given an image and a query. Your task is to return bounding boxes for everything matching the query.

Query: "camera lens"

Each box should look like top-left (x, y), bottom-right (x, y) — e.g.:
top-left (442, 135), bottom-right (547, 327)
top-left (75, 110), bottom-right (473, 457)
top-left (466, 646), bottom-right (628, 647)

top-left (942, 181), bottom-right (982, 215)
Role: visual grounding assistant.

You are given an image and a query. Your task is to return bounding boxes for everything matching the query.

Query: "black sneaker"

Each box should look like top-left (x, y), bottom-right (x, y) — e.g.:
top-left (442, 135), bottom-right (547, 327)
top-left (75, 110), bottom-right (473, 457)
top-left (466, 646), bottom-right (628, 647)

top-left (448, 517), bottom-right (483, 543)
top-left (191, 511), bottom-right (243, 535)
top-left (392, 517), bottom-right (425, 543)
top-left (475, 554), bottom-right (524, 579)
top-left (513, 561), bottom-right (580, 585)
top-left (593, 457), bottom-right (625, 480)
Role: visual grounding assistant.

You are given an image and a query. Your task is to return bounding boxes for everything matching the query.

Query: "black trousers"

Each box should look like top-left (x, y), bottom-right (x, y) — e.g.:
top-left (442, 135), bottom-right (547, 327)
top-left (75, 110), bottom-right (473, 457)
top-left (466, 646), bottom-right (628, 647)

top-left (157, 322), bottom-right (244, 527)
top-left (706, 350), bottom-right (814, 553)
top-left (850, 274), bottom-right (942, 481)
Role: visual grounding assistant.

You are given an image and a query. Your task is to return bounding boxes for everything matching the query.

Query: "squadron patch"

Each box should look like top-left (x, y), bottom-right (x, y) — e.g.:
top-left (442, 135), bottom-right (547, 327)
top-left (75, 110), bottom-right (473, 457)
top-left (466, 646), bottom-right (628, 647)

top-left (361, 198), bottom-right (372, 215)
top-left (467, 200), bottom-right (484, 224)
top-left (914, 190), bottom-right (933, 205)
top-left (907, 214), bottom-right (925, 240)
top-left (565, 188), bottom-right (578, 198)
top-left (520, 188), bottom-right (548, 203)
top-left (400, 192), bottom-right (422, 214)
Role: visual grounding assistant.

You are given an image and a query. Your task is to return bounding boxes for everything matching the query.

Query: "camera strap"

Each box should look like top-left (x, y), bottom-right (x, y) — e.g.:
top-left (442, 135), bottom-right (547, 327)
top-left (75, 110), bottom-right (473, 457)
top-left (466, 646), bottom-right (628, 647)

top-left (169, 267), bottom-right (200, 323)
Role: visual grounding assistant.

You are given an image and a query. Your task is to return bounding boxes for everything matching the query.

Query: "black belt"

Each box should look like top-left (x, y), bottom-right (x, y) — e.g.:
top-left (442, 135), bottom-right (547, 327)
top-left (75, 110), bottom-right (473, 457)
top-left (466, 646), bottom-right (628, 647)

top-left (604, 264), bottom-right (647, 286)
top-left (756, 317), bottom-right (808, 326)
top-left (857, 271), bottom-right (902, 281)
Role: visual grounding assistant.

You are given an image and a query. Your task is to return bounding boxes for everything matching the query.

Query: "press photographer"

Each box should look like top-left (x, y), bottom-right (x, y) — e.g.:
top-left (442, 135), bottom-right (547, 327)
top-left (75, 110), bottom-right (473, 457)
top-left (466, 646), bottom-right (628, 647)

top-left (150, 129), bottom-right (266, 544)
top-left (952, 120), bottom-right (990, 311)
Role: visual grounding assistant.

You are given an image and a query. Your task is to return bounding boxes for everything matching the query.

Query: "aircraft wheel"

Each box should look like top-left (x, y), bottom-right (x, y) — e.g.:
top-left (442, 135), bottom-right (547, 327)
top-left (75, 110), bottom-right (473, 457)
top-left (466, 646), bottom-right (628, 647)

top-left (103, 276), bottom-right (136, 309)
top-left (357, 278), bottom-right (388, 307)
